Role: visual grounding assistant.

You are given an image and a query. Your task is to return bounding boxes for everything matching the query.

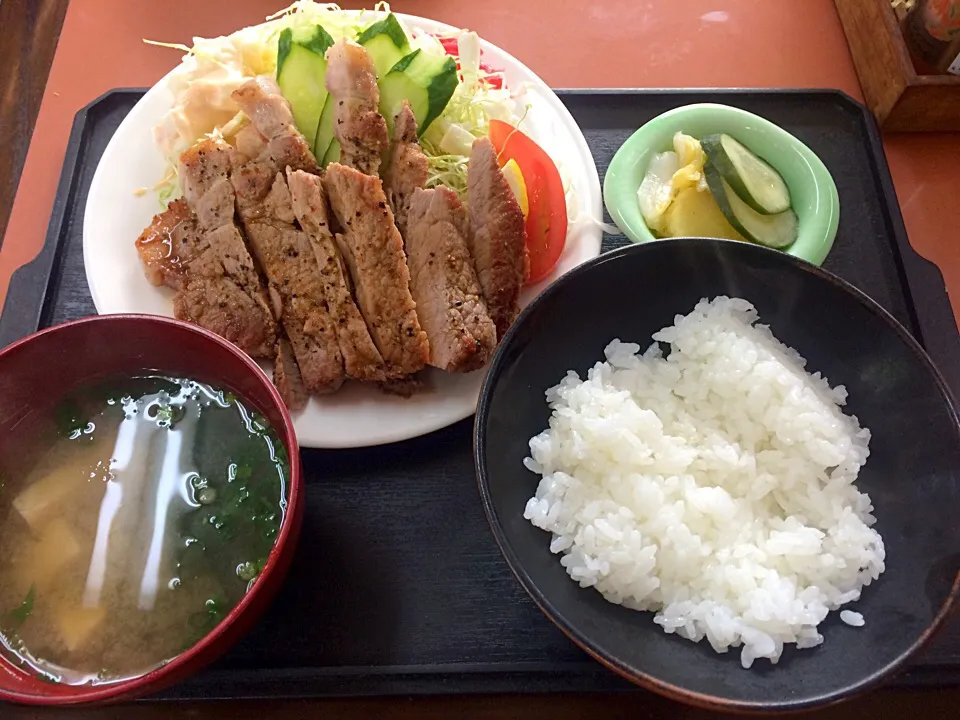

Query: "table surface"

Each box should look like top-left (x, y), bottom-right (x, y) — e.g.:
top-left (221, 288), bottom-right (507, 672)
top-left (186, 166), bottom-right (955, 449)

top-left (0, 0), bottom-right (958, 717)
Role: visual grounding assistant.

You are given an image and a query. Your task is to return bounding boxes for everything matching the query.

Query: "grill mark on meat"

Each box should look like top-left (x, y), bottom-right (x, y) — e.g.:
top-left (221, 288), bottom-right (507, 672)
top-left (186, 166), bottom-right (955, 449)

top-left (405, 187), bottom-right (496, 372)
top-left (287, 169), bottom-right (387, 382)
top-left (234, 167), bottom-right (345, 394)
top-left (232, 76), bottom-right (320, 174)
top-left (325, 40), bottom-right (389, 177)
top-left (383, 101), bottom-right (429, 238)
top-left (322, 162), bottom-right (428, 376)
top-left (466, 137), bottom-right (529, 339)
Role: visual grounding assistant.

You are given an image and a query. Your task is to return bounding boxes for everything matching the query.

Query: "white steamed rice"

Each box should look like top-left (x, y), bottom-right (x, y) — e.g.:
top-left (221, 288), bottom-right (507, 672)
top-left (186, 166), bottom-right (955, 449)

top-left (523, 297), bottom-right (884, 668)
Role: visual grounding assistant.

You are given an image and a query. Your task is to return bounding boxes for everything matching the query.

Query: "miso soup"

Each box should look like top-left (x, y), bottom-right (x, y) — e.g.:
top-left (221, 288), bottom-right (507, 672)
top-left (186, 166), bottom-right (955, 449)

top-left (0, 376), bottom-right (289, 685)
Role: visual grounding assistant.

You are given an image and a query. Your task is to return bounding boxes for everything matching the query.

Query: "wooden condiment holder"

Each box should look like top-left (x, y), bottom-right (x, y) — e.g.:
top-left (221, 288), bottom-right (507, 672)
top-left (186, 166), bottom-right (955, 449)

top-left (834, 0), bottom-right (960, 131)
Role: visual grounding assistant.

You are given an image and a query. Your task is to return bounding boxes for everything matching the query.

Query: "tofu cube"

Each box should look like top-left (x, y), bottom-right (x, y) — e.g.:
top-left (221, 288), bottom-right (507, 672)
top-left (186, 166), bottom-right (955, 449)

top-left (13, 468), bottom-right (83, 532)
top-left (57, 605), bottom-right (106, 652)
top-left (15, 517), bottom-right (82, 590)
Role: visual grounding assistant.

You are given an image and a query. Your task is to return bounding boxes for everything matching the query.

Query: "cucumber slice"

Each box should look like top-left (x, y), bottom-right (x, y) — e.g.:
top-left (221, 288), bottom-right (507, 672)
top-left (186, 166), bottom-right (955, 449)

top-left (704, 164), bottom-right (798, 248)
top-left (276, 25), bottom-right (335, 150)
top-left (357, 13), bottom-right (411, 77)
top-left (313, 95), bottom-right (336, 164)
top-left (322, 138), bottom-right (341, 167)
top-left (701, 133), bottom-right (791, 215)
top-left (378, 49), bottom-right (458, 136)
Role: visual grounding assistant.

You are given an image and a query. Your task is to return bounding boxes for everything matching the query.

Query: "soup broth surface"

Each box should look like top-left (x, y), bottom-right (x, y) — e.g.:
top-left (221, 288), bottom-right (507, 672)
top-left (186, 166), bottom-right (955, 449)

top-left (0, 376), bottom-right (288, 685)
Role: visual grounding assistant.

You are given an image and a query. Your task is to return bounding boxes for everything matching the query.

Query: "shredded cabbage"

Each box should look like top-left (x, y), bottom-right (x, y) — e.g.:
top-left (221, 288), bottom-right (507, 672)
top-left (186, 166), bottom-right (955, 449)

top-left (420, 150), bottom-right (470, 198)
top-left (419, 30), bottom-right (524, 197)
top-left (146, 3), bottom-right (531, 205)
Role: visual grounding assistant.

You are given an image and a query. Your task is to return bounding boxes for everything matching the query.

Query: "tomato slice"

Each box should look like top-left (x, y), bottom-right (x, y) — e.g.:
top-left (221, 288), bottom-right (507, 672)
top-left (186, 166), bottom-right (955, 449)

top-left (488, 119), bottom-right (568, 285)
top-left (479, 68), bottom-right (503, 90)
top-left (437, 36), bottom-right (459, 55)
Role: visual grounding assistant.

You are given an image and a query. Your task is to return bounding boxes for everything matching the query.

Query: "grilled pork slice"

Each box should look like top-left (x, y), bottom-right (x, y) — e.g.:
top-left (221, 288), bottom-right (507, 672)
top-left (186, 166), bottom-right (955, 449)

top-left (235, 123), bottom-right (267, 160)
top-left (325, 40), bottom-right (389, 176)
top-left (287, 169), bottom-right (387, 382)
top-left (274, 336), bottom-right (308, 411)
top-left (233, 163), bottom-right (345, 394)
top-left (466, 137), bottom-right (529, 340)
top-left (322, 162), bottom-right (428, 376)
top-left (135, 198), bottom-right (194, 288)
top-left (179, 139), bottom-right (245, 231)
top-left (405, 187), bottom-right (496, 373)
top-left (175, 140), bottom-right (278, 356)
top-left (179, 140), bottom-right (265, 298)
top-left (378, 376), bottom-right (423, 398)
top-left (166, 218), bottom-right (277, 358)
top-left (174, 267), bottom-right (278, 359)
top-left (135, 199), bottom-right (276, 357)
top-left (231, 76), bottom-right (320, 175)
top-left (383, 101), bottom-right (429, 237)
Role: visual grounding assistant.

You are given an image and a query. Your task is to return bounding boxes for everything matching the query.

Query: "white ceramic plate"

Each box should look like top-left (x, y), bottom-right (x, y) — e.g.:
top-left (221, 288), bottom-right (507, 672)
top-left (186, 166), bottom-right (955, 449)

top-left (83, 12), bottom-right (602, 448)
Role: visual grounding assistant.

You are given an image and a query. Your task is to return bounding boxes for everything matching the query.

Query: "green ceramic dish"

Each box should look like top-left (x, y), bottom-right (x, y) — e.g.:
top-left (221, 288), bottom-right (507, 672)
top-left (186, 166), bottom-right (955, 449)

top-left (603, 103), bottom-right (840, 266)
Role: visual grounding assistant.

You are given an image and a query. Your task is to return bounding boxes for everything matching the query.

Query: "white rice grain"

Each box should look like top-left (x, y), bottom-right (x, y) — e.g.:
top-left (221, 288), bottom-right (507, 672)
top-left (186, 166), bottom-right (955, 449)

top-left (523, 297), bottom-right (884, 668)
top-left (840, 610), bottom-right (865, 627)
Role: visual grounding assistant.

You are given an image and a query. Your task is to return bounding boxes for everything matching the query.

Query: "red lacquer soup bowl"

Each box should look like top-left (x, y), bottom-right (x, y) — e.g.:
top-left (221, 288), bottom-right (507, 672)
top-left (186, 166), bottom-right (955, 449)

top-left (0, 315), bottom-right (303, 705)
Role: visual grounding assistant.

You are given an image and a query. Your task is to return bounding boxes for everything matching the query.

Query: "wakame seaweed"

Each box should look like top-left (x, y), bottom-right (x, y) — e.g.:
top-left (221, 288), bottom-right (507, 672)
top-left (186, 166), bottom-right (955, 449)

top-left (176, 386), bottom-right (287, 622)
top-left (2, 585), bottom-right (35, 632)
top-left (53, 376), bottom-right (183, 438)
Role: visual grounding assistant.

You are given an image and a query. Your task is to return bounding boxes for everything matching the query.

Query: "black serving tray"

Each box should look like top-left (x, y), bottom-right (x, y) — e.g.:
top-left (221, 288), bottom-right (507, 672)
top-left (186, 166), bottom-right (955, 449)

top-left (1, 89), bottom-right (958, 700)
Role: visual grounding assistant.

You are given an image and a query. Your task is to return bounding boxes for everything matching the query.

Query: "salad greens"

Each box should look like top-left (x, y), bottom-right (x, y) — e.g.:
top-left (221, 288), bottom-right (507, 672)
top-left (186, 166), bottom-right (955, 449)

top-left (147, 2), bottom-right (523, 203)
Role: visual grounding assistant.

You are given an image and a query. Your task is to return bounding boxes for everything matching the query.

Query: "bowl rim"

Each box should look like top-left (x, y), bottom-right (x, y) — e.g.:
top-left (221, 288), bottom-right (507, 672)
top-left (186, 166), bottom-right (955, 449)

top-left (0, 314), bottom-right (303, 706)
top-left (474, 238), bottom-right (960, 713)
top-left (602, 102), bottom-right (841, 267)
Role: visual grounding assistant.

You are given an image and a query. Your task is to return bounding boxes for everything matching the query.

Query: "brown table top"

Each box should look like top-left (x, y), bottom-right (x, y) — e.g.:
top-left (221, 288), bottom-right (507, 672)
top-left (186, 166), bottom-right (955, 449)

top-left (0, 0), bottom-right (958, 717)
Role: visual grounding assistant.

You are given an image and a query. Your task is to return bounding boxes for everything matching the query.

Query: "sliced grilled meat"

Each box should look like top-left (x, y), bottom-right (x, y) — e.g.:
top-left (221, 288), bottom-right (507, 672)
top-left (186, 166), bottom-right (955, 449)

top-left (231, 76), bottom-right (320, 174)
top-left (233, 165), bottom-right (345, 394)
top-left (383, 101), bottom-right (429, 237)
top-left (466, 137), bottom-right (529, 339)
top-left (287, 169), bottom-right (387, 382)
top-left (179, 140), bottom-right (244, 231)
top-left (135, 198), bottom-right (194, 289)
top-left (322, 162), bottom-right (428, 376)
top-left (174, 271), bottom-right (278, 359)
top-left (135, 198), bottom-right (277, 357)
top-left (274, 335), bottom-right (308, 411)
top-left (175, 139), bottom-right (278, 357)
top-left (378, 376), bottom-right (423, 398)
top-left (235, 123), bottom-right (267, 160)
top-left (325, 40), bottom-right (389, 176)
top-left (405, 187), bottom-right (496, 372)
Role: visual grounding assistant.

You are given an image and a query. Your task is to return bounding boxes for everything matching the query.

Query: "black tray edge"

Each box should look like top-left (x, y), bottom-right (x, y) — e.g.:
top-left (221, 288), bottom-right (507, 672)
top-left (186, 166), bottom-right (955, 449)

top-left (857, 114), bottom-right (960, 402)
top-left (0, 88), bottom-right (145, 348)
top-left (140, 659), bottom-right (960, 703)
top-left (148, 662), bottom-right (632, 702)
